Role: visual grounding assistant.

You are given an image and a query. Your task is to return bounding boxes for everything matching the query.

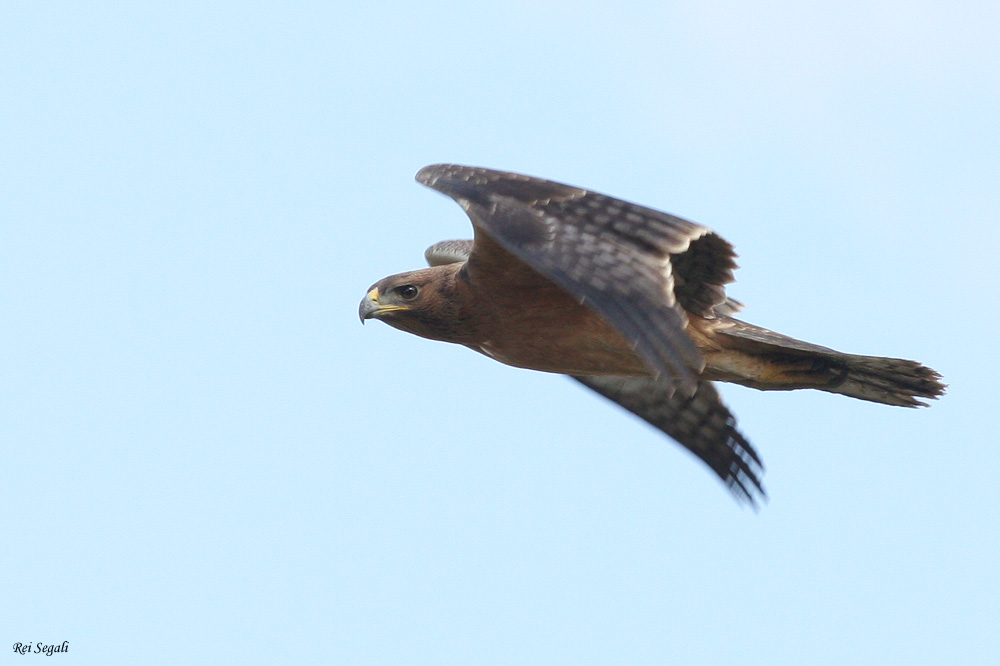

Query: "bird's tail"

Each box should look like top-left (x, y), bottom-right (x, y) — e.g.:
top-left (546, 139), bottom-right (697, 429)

top-left (818, 353), bottom-right (945, 407)
top-left (709, 318), bottom-right (946, 407)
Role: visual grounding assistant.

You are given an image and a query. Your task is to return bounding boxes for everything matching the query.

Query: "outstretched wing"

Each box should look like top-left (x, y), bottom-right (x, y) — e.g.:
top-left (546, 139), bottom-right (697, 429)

top-left (572, 375), bottom-right (766, 506)
top-left (417, 164), bottom-right (737, 394)
top-left (425, 240), bottom-right (473, 266)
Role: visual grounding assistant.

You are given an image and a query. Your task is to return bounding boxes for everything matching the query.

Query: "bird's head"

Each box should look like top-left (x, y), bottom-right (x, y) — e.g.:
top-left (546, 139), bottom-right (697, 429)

top-left (359, 265), bottom-right (469, 342)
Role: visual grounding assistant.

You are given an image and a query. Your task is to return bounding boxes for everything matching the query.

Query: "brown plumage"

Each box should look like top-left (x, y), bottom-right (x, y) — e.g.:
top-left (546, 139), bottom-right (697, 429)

top-left (360, 164), bottom-right (945, 506)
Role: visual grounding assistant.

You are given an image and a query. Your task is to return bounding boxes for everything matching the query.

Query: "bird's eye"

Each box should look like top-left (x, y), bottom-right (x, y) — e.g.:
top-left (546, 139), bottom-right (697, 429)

top-left (397, 284), bottom-right (419, 300)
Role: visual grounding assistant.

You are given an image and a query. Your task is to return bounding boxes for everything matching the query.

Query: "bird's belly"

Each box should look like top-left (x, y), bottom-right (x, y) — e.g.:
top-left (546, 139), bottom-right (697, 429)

top-left (473, 321), bottom-right (650, 376)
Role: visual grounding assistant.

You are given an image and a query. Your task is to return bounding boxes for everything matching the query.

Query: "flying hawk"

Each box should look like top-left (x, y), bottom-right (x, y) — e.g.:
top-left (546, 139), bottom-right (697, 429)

top-left (359, 164), bottom-right (945, 506)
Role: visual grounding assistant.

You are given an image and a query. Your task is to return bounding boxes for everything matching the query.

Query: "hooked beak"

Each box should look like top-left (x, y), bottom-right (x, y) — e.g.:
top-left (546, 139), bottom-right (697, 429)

top-left (359, 288), bottom-right (407, 323)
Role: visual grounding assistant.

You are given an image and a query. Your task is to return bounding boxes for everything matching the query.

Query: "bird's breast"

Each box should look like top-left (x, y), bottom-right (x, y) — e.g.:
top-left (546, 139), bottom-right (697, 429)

top-left (469, 300), bottom-right (651, 376)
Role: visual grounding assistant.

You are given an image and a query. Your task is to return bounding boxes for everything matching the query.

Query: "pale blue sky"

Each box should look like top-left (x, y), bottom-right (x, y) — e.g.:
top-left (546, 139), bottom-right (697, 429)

top-left (2, 2), bottom-right (997, 664)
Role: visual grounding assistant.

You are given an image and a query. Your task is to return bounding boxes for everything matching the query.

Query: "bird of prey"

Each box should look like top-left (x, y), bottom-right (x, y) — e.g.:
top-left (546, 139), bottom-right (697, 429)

top-left (359, 164), bottom-right (945, 506)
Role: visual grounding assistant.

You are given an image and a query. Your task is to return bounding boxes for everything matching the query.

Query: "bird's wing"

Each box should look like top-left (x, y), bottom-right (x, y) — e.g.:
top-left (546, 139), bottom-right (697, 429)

top-left (572, 375), bottom-right (766, 506)
top-left (417, 164), bottom-right (737, 393)
top-left (425, 240), bottom-right (474, 266)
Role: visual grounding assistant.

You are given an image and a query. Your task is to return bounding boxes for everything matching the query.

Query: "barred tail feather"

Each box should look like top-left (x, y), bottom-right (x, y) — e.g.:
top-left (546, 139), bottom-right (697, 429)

top-left (713, 318), bottom-right (946, 408)
top-left (824, 354), bottom-right (945, 407)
